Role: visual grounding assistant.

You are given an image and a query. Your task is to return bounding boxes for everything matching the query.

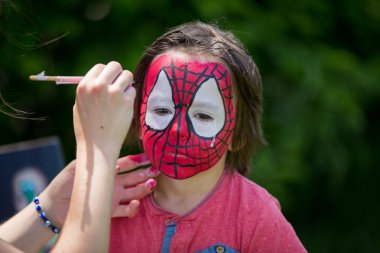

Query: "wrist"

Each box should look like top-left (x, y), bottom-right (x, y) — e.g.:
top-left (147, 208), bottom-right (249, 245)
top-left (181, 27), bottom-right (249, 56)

top-left (75, 144), bottom-right (119, 186)
top-left (32, 196), bottom-right (60, 234)
top-left (76, 140), bottom-right (121, 162)
top-left (37, 192), bottom-right (63, 228)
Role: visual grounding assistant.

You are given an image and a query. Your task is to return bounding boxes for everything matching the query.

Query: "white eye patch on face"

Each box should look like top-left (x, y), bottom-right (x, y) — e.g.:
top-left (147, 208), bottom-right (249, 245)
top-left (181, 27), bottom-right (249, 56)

top-left (188, 77), bottom-right (225, 137)
top-left (145, 70), bottom-right (226, 137)
top-left (146, 70), bottom-right (175, 130)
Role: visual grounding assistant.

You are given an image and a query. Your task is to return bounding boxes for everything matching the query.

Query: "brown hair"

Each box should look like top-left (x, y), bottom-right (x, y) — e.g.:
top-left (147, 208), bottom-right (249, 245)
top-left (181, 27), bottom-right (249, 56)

top-left (127, 21), bottom-right (266, 175)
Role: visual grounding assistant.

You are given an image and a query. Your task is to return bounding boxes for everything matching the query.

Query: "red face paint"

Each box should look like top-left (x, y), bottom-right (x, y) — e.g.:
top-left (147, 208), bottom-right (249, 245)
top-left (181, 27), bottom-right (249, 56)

top-left (140, 53), bottom-right (235, 179)
top-left (128, 153), bottom-right (149, 164)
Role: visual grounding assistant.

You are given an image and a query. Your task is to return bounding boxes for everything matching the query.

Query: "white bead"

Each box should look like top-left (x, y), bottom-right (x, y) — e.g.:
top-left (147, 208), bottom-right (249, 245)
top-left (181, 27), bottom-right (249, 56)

top-left (45, 220), bottom-right (51, 227)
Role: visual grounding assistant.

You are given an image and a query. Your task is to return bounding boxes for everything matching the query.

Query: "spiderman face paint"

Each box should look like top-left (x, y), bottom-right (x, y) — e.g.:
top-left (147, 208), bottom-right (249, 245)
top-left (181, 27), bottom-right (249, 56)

top-left (140, 53), bottom-right (235, 179)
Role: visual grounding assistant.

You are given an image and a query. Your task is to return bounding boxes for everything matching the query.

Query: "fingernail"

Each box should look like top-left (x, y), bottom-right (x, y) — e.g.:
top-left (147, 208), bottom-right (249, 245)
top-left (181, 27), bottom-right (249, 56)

top-left (145, 179), bottom-right (157, 191)
top-left (146, 167), bottom-right (159, 177)
top-left (129, 153), bottom-right (149, 163)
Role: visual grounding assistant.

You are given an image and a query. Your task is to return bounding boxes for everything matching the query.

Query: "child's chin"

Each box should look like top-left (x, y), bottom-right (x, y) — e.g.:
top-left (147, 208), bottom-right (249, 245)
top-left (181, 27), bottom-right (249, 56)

top-left (159, 164), bottom-right (211, 180)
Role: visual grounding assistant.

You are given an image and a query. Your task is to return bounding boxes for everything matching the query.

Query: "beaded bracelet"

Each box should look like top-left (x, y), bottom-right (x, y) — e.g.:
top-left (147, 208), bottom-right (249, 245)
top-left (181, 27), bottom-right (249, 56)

top-left (33, 196), bottom-right (60, 234)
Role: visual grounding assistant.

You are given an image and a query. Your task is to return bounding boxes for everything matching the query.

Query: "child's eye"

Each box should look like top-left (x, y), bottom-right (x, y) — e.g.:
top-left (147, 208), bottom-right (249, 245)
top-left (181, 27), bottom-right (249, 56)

top-left (154, 107), bottom-right (172, 116)
top-left (194, 113), bottom-right (214, 121)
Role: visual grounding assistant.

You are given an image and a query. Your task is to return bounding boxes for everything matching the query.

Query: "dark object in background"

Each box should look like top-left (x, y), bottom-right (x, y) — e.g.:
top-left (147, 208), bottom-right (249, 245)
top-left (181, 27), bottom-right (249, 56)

top-left (0, 136), bottom-right (65, 221)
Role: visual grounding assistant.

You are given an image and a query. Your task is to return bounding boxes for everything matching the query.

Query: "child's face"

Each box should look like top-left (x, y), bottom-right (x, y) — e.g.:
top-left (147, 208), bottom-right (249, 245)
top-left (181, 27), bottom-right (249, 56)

top-left (140, 51), bottom-right (235, 179)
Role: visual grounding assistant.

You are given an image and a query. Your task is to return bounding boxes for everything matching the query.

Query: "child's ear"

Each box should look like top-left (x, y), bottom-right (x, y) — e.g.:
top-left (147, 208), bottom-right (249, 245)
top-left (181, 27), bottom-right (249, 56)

top-left (138, 128), bottom-right (142, 140)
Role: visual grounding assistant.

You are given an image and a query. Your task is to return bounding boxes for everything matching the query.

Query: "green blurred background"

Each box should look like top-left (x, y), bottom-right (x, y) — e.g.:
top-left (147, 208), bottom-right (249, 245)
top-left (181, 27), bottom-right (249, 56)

top-left (1, 0), bottom-right (379, 252)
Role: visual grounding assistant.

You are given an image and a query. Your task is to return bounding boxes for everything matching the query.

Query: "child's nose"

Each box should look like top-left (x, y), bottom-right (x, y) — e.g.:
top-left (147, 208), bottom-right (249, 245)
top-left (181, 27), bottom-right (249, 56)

top-left (169, 108), bottom-right (189, 142)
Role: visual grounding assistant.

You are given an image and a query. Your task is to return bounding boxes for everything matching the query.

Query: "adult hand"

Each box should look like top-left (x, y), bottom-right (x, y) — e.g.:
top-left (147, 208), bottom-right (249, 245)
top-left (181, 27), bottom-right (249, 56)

top-left (39, 153), bottom-right (158, 227)
top-left (73, 61), bottom-right (135, 157)
top-left (113, 153), bottom-right (160, 217)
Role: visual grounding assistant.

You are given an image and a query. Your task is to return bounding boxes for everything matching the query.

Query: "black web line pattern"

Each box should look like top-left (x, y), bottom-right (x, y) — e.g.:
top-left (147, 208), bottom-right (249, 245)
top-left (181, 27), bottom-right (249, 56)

top-left (142, 61), bottom-right (235, 177)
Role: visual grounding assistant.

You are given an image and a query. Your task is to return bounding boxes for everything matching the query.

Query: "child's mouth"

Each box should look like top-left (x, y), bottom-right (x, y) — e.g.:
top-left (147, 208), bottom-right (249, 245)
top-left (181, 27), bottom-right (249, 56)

top-left (167, 152), bottom-right (187, 158)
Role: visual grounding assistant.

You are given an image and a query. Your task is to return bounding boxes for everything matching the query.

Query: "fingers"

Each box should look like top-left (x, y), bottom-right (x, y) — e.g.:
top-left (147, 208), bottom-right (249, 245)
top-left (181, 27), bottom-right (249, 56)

top-left (80, 64), bottom-right (105, 84)
top-left (118, 179), bottom-right (157, 204)
top-left (116, 153), bottom-right (151, 174)
top-left (112, 153), bottom-right (159, 218)
top-left (97, 61), bottom-right (123, 85)
top-left (112, 200), bottom-right (140, 218)
top-left (112, 178), bottom-right (157, 218)
top-left (79, 61), bottom-right (132, 89)
top-left (116, 166), bottom-right (159, 188)
top-left (112, 69), bottom-right (134, 92)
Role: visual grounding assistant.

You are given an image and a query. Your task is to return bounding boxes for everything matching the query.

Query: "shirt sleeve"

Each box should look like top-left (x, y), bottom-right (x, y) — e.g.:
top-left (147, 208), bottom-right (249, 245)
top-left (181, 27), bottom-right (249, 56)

top-left (248, 197), bottom-right (307, 253)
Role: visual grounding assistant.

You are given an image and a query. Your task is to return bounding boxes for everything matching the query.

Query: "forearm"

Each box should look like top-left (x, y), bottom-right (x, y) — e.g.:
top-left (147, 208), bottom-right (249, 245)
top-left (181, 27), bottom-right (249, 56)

top-left (52, 143), bottom-right (118, 253)
top-left (0, 238), bottom-right (24, 253)
top-left (0, 199), bottom-right (54, 253)
top-left (52, 61), bottom-right (133, 252)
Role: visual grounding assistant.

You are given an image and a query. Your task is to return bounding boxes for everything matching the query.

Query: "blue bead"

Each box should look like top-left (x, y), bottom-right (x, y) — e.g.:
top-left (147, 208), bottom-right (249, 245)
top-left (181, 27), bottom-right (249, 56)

top-left (33, 197), bottom-right (39, 204)
top-left (33, 197), bottom-right (60, 234)
top-left (39, 212), bottom-right (46, 219)
top-left (44, 220), bottom-right (51, 227)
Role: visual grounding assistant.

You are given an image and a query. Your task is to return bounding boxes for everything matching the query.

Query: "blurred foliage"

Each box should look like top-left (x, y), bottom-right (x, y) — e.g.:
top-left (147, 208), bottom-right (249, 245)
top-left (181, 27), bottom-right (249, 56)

top-left (1, 0), bottom-right (379, 252)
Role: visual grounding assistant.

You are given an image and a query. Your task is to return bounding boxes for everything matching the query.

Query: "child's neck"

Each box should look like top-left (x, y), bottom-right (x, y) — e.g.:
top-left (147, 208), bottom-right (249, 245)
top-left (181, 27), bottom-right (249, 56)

top-left (153, 155), bottom-right (226, 216)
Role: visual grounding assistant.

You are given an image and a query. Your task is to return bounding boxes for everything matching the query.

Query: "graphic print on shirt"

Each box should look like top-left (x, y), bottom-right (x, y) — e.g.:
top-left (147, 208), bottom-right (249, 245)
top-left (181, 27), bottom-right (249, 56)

top-left (140, 54), bottom-right (235, 179)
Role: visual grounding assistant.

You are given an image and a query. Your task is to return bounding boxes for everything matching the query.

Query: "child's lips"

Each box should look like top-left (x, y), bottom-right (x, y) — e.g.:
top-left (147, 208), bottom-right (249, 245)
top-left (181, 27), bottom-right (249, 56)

top-left (163, 152), bottom-right (194, 165)
top-left (168, 152), bottom-right (187, 158)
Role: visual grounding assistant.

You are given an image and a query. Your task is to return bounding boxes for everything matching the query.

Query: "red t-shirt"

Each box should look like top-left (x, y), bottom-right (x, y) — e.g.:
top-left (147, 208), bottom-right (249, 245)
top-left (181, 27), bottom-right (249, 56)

top-left (110, 170), bottom-right (307, 252)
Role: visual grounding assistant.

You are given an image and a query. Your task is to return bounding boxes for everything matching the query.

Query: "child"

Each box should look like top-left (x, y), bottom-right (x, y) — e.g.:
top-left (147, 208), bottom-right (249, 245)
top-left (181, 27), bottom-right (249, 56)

top-left (110, 21), bottom-right (306, 252)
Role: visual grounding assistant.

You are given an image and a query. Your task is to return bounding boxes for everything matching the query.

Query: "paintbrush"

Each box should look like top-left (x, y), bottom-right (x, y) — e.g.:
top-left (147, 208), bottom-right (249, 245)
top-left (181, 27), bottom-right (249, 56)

top-left (29, 71), bottom-right (83, 84)
top-left (29, 71), bottom-right (138, 85)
